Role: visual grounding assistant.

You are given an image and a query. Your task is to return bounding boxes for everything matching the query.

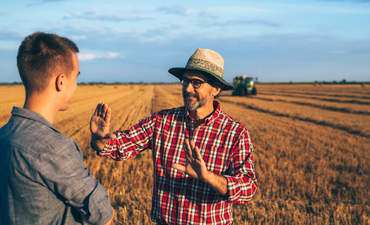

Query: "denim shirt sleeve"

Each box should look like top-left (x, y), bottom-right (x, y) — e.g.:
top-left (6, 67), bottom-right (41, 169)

top-left (36, 139), bottom-right (113, 225)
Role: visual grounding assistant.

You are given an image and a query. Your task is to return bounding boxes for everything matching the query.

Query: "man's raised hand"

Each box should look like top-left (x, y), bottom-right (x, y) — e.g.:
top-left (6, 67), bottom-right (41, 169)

top-left (90, 103), bottom-right (116, 141)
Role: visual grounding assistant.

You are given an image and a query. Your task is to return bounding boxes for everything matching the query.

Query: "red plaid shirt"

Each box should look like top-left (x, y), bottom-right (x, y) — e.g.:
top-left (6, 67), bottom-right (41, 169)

top-left (101, 101), bottom-right (258, 224)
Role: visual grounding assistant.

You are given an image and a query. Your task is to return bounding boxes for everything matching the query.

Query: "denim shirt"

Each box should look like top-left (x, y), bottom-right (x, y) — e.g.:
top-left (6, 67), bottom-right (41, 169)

top-left (0, 107), bottom-right (113, 225)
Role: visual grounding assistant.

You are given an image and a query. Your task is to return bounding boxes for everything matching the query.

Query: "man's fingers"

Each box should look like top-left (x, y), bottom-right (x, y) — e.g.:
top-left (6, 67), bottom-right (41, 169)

top-left (194, 145), bottom-right (202, 161)
top-left (185, 140), bottom-right (192, 158)
top-left (184, 141), bottom-right (194, 161)
top-left (190, 140), bottom-right (195, 148)
top-left (184, 146), bottom-right (192, 161)
top-left (185, 139), bottom-right (190, 150)
top-left (101, 103), bottom-right (107, 117)
top-left (106, 132), bottom-right (116, 139)
top-left (175, 164), bottom-right (198, 179)
top-left (105, 104), bottom-right (112, 122)
top-left (172, 164), bottom-right (186, 172)
top-left (93, 103), bottom-right (104, 117)
top-left (97, 103), bottom-right (104, 117)
top-left (189, 140), bottom-right (198, 160)
top-left (185, 153), bottom-right (192, 162)
top-left (103, 104), bottom-right (108, 120)
top-left (93, 104), bottom-right (99, 116)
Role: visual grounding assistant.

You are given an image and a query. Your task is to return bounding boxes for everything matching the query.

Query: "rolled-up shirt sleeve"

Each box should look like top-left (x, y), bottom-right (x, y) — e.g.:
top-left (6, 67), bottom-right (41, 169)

top-left (38, 139), bottom-right (113, 225)
top-left (224, 129), bottom-right (258, 204)
top-left (99, 114), bottom-right (156, 160)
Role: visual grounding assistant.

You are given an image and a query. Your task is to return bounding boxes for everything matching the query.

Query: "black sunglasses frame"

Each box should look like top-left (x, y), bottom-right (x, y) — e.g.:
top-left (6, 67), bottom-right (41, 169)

top-left (181, 78), bottom-right (207, 89)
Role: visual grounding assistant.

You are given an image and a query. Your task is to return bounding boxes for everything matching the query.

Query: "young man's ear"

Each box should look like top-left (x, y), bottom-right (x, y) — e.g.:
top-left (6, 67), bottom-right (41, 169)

top-left (55, 74), bottom-right (66, 92)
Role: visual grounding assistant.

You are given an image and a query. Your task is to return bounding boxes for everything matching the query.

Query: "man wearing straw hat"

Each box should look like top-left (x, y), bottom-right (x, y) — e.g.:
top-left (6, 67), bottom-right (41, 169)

top-left (90, 48), bottom-right (258, 224)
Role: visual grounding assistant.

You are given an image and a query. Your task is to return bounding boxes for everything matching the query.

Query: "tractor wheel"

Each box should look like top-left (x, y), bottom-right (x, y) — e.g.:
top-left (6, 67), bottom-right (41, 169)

top-left (252, 87), bottom-right (257, 95)
top-left (240, 88), bottom-right (246, 96)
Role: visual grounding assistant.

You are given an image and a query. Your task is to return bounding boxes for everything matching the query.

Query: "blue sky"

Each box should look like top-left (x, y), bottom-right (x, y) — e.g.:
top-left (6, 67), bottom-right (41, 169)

top-left (1, 0), bottom-right (369, 83)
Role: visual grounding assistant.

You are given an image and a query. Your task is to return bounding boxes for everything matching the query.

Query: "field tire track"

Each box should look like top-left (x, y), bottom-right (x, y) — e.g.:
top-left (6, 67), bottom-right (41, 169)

top-left (221, 99), bottom-right (370, 139)
top-left (254, 96), bottom-right (370, 115)
top-left (109, 86), bottom-right (154, 131)
top-left (259, 92), bottom-right (370, 105)
top-left (151, 85), bottom-right (183, 113)
top-left (55, 90), bottom-right (141, 137)
top-left (260, 90), bottom-right (370, 100)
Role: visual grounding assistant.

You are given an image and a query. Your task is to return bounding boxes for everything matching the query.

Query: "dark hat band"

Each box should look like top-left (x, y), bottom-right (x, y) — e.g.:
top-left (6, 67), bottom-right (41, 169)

top-left (186, 58), bottom-right (223, 78)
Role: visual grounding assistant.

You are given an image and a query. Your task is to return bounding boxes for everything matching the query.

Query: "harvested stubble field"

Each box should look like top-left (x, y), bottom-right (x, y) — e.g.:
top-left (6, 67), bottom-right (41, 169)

top-left (1, 84), bottom-right (369, 225)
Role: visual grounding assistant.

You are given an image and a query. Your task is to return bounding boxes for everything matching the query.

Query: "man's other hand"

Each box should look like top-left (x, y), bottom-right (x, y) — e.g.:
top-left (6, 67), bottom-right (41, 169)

top-left (172, 140), bottom-right (209, 180)
top-left (173, 140), bottom-right (228, 195)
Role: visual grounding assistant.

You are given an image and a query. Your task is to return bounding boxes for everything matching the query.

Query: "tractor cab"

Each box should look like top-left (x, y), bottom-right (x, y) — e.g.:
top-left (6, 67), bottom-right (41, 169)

top-left (232, 75), bottom-right (257, 96)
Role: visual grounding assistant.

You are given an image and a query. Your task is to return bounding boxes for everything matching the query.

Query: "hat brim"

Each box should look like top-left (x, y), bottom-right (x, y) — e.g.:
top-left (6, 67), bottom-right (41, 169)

top-left (168, 67), bottom-right (233, 90)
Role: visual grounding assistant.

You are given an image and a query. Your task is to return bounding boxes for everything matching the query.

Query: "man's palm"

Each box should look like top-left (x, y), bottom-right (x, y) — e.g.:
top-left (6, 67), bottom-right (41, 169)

top-left (90, 103), bottom-right (112, 139)
top-left (173, 140), bottom-right (209, 181)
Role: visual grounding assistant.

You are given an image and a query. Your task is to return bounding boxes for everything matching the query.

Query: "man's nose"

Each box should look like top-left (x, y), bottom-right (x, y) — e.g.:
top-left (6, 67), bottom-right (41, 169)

top-left (183, 81), bottom-right (195, 93)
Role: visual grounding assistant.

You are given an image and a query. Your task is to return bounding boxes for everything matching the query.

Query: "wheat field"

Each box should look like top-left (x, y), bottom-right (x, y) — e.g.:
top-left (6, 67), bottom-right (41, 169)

top-left (1, 84), bottom-right (369, 225)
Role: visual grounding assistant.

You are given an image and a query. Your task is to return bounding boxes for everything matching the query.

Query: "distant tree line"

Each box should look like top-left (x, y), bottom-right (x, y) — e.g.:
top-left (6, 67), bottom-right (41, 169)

top-left (257, 80), bottom-right (370, 85)
top-left (0, 81), bottom-right (23, 85)
top-left (0, 81), bottom-right (179, 85)
top-left (1, 80), bottom-right (369, 85)
top-left (312, 79), bottom-right (369, 84)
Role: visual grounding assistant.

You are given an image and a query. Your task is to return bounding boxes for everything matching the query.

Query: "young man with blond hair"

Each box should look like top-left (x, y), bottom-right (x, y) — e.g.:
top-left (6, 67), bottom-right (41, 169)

top-left (0, 32), bottom-right (113, 225)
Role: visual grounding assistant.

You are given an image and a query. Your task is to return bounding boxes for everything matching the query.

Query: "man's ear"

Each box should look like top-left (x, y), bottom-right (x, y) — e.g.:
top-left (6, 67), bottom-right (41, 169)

top-left (55, 73), bottom-right (66, 92)
top-left (212, 86), bottom-right (221, 97)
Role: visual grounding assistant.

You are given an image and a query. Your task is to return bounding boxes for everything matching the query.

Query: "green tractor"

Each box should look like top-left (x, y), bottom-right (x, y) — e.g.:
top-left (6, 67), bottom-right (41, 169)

top-left (232, 75), bottom-right (257, 96)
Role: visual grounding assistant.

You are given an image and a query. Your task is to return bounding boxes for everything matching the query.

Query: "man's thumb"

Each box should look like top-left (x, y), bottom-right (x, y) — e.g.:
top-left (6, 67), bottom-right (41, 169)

top-left (106, 132), bottom-right (116, 139)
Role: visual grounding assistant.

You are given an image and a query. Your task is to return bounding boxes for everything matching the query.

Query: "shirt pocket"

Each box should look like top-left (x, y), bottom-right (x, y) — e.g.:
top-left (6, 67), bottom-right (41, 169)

top-left (205, 146), bottom-right (230, 175)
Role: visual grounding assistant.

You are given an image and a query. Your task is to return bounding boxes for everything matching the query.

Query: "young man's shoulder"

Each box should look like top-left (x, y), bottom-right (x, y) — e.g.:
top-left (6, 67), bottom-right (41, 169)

top-left (0, 115), bottom-right (76, 157)
top-left (0, 114), bottom-right (81, 184)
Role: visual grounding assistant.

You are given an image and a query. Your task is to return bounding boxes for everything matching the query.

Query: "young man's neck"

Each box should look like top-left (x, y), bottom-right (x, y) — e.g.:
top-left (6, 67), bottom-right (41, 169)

top-left (24, 91), bottom-right (58, 124)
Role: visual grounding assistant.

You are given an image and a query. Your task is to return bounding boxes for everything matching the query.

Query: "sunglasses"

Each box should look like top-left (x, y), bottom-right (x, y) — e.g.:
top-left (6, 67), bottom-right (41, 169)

top-left (181, 78), bottom-right (206, 89)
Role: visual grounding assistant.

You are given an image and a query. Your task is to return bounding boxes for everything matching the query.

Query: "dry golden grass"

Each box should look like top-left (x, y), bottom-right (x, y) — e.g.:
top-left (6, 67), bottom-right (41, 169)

top-left (253, 94), bottom-right (370, 115)
top-left (258, 84), bottom-right (370, 97)
top-left (219, 96), bottom-right (370, 138)
top-left (1, 84), bottom-right (369, 225)
top-left (255, 84), bottom-right (370, 106)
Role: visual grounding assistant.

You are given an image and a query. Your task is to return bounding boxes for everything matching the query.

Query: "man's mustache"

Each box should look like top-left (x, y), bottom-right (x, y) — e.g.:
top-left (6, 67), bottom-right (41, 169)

top-left (183, 93), bottom-right (198, 99)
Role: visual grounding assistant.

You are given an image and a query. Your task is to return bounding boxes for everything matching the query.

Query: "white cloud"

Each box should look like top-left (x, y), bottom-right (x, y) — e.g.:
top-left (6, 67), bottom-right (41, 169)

top-left (78, 53), bottom-right (97, 61)
top-left (78, 51), bottom-right (121, 61)
top-left (106, 52), bottom-right (119, 58)
top-left (64, 10), bottom-right (152, 21)
top-left (205, 18), bottom-right (284, 28)
top-left (157, 6), bottom-right (191, 16)
top-left (201, 6), bottom-right (269, 16)
top-left (70, 35), bottom-right (87, 40)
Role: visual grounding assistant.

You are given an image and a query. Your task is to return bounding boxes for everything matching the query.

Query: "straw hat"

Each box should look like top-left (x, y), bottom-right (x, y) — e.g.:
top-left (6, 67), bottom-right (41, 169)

top-left (168, 48), bottom-right (233, 90)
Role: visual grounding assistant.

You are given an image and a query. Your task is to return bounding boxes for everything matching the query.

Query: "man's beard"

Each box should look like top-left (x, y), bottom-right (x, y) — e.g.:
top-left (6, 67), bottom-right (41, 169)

top-left (183, 92), bottom-right (211, 112)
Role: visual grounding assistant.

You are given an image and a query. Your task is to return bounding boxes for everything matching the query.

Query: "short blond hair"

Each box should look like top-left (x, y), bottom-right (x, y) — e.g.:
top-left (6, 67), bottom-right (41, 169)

top-left (17, 32), bottom-right (79, 92)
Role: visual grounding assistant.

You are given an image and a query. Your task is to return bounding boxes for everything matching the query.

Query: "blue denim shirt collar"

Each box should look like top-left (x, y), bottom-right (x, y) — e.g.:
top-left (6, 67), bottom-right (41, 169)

top-left (11, 106), bottom-right (61, 134)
